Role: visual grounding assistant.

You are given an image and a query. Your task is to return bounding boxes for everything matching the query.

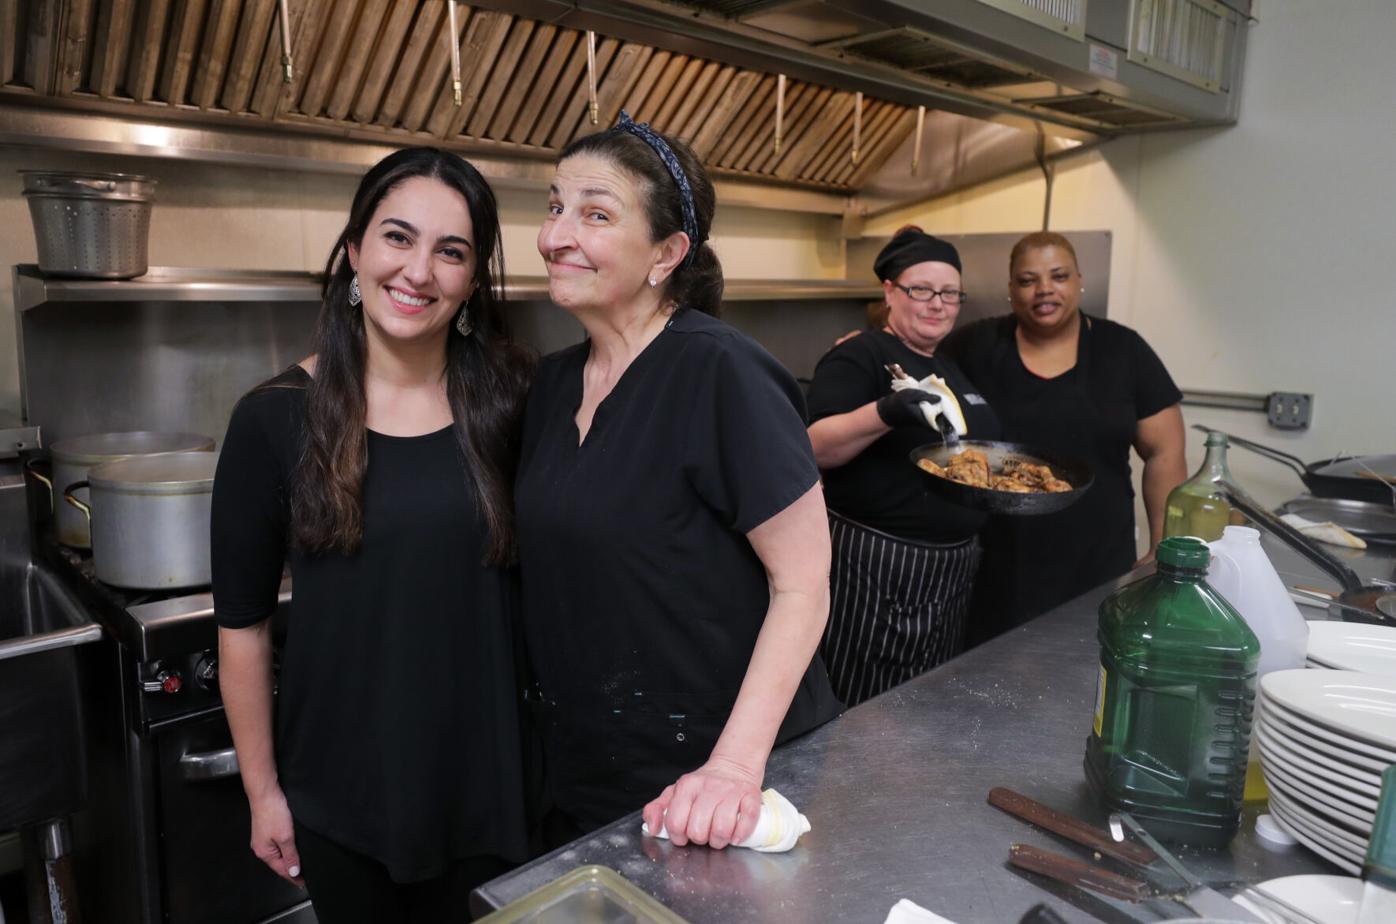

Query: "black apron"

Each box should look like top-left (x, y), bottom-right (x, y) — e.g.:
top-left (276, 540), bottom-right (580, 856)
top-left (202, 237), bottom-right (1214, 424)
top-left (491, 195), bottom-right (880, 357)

top-left (820, 510), bottom-right (982, 708)
top-left (969, 316), bottom-right (1138, 643)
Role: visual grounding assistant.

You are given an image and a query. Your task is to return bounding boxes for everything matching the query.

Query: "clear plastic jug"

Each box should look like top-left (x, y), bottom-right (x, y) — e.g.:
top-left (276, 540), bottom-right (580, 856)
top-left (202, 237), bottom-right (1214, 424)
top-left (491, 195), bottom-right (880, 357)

top-left (1207, 526), bottom-right (1309, 678)
top-left (1208, 525), bottom-right (1309, 802)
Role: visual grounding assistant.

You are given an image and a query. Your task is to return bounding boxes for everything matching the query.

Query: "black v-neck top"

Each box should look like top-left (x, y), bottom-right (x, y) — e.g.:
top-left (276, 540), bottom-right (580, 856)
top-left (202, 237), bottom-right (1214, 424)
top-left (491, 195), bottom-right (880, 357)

top-left (515, 309), bottom-right (841, 829)
top-left (211, 367), bottom-right (530, 881)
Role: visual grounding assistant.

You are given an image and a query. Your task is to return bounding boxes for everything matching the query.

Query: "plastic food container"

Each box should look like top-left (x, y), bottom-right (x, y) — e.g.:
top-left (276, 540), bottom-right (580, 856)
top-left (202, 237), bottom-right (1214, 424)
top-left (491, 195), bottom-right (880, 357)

top-left (474, 866), bottom-right (689, 923)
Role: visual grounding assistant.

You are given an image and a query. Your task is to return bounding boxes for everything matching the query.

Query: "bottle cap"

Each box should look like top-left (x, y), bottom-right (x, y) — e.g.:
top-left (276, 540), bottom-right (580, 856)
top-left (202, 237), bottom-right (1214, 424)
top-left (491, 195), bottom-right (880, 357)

top-left (1157, 536), bottom-right (1211, 570)
top-left (1254, 813), bottom-right (1297, 849)
top-left (1366, 765), bottom-right (1396, 888)
top-left (1204, 431), bottom-right (1229, 448)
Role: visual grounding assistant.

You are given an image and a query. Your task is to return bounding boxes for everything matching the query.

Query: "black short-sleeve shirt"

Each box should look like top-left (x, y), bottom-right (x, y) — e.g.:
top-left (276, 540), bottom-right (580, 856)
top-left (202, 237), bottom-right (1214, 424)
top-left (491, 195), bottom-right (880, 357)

top-left (940, 314), bottom-right (1182, 624)
top-left (211, 367), bottom-right (530, 880)
top-left (515, 309), bottom-right (841, 830)
top-left (805, 330), bottom-right (1001, 542)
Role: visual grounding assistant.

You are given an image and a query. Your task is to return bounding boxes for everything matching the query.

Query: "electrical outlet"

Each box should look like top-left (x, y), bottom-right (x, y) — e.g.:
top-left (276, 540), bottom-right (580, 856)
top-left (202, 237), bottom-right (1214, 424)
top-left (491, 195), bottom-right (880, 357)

top-left (1267, 392), bottom-right (1312, 430)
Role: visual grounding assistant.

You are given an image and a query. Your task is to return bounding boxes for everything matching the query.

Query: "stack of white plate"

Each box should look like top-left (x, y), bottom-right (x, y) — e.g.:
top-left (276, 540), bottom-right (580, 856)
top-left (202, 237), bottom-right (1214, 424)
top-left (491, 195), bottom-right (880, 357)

top-left (1256, 668), bottom-right (1396, 874)
top-left (1305, 621), bottom-right (1396, 674)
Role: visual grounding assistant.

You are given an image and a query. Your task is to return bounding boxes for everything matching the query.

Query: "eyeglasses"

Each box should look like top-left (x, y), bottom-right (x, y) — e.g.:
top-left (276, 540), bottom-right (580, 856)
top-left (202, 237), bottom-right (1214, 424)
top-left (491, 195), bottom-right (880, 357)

top-left (892, 283), bottom-right (966, 305)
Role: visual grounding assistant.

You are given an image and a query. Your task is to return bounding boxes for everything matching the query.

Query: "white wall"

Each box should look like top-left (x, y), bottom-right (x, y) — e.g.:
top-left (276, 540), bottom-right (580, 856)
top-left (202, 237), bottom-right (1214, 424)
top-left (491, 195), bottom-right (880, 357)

top-left (867, 1), bottom-right (1396, 511)
top-left (0, 147), bottom-right (843, 418)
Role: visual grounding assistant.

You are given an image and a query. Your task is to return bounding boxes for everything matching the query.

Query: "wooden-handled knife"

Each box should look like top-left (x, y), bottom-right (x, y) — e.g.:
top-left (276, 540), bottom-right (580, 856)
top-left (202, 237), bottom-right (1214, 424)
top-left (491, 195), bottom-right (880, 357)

top-left (1007, 843), bottom-right (1154, 902)
top-left (989, 787), bottom-right (1159, 869)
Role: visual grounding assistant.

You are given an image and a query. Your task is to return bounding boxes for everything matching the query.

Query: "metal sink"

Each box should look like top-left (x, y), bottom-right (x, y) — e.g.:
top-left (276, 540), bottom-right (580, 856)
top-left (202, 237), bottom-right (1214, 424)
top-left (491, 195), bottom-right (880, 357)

top-left (0, 473), bottom-right (103, 830)
top-left (0, 561), bottom-right (101, 652)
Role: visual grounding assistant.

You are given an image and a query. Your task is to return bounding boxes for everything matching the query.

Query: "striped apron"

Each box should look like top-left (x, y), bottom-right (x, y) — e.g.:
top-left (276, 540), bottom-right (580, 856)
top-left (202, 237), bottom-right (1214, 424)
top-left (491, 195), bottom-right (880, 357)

top-left (819, 510), bottom-right (982, 708)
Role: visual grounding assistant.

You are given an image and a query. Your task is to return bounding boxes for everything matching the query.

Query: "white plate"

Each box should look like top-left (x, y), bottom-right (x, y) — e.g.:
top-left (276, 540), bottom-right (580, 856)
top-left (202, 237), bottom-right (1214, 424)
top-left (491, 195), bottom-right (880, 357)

top-left (1307, 621), bottom-right (1396, 676)
top-left (1260, 699), bottom-right (1396, 768)
top-left (1252, 873), bottom-right (1363, 924)
top-left (1268, 787), bottom-right (1369, 851)
top-left (1267, 799), bottom-right (1364, 875)
top-left (1263, 762), bottom-right (1376, 830)
top-left (1255, 722), bottom-right (1384, 795)
top-left (1261, 669), bottom-right (1396, 750)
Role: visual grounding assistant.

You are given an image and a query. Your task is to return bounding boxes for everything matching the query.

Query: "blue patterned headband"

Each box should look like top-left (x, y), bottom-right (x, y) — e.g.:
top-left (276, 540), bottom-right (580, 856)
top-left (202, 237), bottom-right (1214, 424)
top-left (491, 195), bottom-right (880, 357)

top-left (614, 110), bottom-right (703, 265)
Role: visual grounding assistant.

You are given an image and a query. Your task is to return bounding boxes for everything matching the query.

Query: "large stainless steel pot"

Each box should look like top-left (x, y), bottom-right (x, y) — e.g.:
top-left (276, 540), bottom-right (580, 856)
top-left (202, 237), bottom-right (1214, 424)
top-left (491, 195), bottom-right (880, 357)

top-left (63, 451), bottom-right (219, 590)
top-left (29, 431), bottom-right (214, 548)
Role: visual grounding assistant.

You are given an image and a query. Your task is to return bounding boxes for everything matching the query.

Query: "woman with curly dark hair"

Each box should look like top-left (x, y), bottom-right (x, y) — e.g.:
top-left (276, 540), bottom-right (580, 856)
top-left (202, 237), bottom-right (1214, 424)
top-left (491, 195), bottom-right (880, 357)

top-left (212, 147), bottom-right (533, 921)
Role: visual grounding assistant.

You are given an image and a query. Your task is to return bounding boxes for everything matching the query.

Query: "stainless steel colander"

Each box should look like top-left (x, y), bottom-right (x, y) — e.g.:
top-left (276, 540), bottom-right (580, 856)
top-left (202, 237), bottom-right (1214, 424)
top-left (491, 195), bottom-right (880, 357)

top-left (21, 171), bottom-right (157, 279)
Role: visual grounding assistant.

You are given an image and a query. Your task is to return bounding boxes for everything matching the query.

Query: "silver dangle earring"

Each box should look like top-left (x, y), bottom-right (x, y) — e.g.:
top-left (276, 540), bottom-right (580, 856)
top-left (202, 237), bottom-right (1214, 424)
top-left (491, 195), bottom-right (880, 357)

top-left (455, 302), bottom-right (473, 337)
top-left (348, 274), bottom-right (362, 307)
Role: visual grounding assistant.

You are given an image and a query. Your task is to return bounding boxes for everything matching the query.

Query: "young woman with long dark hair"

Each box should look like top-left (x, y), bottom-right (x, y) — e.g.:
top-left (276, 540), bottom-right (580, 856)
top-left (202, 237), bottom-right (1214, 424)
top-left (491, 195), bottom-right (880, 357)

top-left (212, 147), bottom-right (532, 922)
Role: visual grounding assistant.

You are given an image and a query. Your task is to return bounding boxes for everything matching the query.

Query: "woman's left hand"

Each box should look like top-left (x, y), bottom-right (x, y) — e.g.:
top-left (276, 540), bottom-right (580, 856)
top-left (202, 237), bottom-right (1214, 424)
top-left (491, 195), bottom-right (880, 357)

top-left (642, 756), bottom-right (763, 849)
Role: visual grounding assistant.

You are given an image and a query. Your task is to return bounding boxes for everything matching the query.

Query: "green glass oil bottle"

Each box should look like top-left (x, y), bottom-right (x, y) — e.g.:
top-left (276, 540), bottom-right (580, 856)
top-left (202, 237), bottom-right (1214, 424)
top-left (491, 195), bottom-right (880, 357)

top-left (1163, 431), bottom-right (1236, 542)
top-left (1084, 537), bottom-right (1261, 847)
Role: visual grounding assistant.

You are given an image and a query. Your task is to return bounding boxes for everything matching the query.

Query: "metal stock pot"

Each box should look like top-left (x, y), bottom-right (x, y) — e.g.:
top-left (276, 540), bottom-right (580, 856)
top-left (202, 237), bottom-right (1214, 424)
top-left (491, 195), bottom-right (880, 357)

top-left (29, 431), bottom-right (214, 548)
top-left (63, 451), bottom-right (219, 590)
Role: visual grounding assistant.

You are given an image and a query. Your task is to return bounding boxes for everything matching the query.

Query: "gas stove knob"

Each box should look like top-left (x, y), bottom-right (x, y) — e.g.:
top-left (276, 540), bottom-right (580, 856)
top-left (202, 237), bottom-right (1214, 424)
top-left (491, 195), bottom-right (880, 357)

top-left (194, 654), bottom-right (219, 691)
top-left (142, 668), bottom-right (183, 695)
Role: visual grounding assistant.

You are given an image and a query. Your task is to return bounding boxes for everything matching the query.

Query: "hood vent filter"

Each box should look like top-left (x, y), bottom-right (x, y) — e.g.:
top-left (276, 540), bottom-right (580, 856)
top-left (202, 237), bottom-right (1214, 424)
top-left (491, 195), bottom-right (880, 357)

top-left (829, 28), bottom-right (1035, 90)
top-left (1129, 0), bottom-right (1230, 92)
top-left (974, 0), bottom-right (1088, 41)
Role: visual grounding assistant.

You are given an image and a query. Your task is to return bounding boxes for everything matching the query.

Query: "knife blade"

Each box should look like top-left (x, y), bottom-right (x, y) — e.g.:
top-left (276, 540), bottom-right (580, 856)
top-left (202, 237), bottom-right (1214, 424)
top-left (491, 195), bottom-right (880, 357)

top-left (1109, 813), bottom-right (1266, 923)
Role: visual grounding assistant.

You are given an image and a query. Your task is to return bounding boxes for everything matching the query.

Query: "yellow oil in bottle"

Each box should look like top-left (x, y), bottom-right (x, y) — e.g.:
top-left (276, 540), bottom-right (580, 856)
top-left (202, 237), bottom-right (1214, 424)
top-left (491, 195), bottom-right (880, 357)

top-left (1164, 490), bottom-right (1234, 542)
top-left (1244, 756), bottom-right (1270, 802)
top-left (1163, 432), bottom-right (1236, 542)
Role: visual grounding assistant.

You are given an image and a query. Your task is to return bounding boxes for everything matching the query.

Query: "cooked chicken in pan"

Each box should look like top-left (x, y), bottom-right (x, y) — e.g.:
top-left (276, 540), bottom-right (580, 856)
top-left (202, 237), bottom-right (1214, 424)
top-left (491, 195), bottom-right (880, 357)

top-left (946, 448), bottom-right (990, 488)
top-left (916, 451), bottom-right (1073, 494)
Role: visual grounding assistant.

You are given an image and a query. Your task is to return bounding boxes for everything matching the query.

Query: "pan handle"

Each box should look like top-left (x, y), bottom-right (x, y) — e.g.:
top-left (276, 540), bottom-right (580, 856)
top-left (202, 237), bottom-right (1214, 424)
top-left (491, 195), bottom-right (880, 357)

top-left (25, 457), bottom-right (53, 500)
top-left (62, 481), bottom-right (92, 524)
top-left (1191, 425), bottom-right (1309, 478)
top-left (1221, 481), bottom-right (1367, 594)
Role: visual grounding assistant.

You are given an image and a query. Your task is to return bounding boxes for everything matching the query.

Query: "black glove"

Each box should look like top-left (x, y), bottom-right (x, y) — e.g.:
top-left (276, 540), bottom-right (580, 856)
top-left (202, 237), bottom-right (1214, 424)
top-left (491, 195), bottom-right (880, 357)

top-left (876, 388), bottom-right (940, 429)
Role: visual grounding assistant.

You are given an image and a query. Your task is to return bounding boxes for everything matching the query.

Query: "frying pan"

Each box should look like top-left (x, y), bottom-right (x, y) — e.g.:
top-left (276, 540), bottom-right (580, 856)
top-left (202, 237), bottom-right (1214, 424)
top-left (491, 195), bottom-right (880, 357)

top-left (1276, 496), bottom-right (1396, 545)
top-left (1196, 426), bottom-right (1396, 508)
top-left (908, 440), bottom-right (1093, 516)
top-left (1222, 483), bottom-right (1395, 626)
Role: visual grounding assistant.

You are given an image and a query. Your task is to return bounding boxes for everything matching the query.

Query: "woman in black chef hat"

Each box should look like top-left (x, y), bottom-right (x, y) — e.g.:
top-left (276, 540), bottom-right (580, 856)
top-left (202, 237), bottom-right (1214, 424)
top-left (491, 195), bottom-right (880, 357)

top-left (806, 227), bottom-right (1000, 707)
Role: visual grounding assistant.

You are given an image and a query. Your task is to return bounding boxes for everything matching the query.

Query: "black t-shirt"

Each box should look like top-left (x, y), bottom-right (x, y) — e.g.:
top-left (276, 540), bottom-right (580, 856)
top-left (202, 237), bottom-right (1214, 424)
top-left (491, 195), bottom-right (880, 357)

top-left (211, 367), bottom-right (530, 881)
top-left (940, 314), bottom-right (1182, 625)
top-left (515, 309), bottom-right (841, 830)
top-left (805, 329), bottom-right (1001, 542)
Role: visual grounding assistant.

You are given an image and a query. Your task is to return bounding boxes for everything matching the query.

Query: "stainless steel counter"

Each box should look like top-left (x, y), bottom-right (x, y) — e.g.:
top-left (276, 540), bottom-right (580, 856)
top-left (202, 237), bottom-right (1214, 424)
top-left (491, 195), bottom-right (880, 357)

top-left (473, 545), bottom-right (1385, 923)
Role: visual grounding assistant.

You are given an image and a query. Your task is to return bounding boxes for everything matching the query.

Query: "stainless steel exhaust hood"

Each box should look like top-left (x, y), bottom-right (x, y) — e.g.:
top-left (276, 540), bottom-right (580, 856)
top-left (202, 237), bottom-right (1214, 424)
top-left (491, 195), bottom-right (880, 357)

top-left (0, 0), bottom-right (1250, 215)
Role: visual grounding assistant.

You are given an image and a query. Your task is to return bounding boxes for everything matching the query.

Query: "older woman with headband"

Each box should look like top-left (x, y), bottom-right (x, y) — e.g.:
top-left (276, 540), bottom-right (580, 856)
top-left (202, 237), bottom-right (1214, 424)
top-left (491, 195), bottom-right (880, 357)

top-left (806, 229), bottom-right (1000, 707)
top-left (516, 113), bottom-right (840, 848)
top-left (943, 231), bottom-right (1185, 639)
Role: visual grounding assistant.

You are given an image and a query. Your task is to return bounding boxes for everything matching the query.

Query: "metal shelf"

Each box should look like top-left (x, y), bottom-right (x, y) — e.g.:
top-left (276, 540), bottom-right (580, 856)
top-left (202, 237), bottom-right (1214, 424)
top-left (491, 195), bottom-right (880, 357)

top-left (14, 265), bottom-right (880, 309)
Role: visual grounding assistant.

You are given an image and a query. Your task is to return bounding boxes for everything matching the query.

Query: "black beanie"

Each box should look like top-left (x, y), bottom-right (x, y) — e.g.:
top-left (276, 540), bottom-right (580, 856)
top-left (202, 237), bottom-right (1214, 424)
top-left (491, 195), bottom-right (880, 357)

top-left (873, 230), bottom-right (962, 282)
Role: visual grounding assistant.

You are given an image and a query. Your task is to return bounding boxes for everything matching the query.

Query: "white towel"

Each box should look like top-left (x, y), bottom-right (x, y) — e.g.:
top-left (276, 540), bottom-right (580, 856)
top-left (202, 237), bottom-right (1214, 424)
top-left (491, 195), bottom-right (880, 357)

top-left (889, 371), bottom-right (968, 438)
top-left (1279, 512), bottom-right (1367, 550)
top-left (641, 788), bottom-right (811, 853)
top-left (883, 898), bottom-right (959, 924)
